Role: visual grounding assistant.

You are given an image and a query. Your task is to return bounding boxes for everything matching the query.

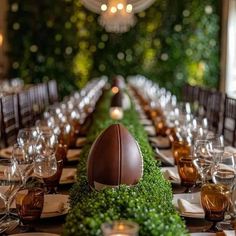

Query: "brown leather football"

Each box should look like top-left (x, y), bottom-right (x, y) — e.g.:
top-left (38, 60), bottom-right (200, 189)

top-left (87, 124), bottom-right (143, 190)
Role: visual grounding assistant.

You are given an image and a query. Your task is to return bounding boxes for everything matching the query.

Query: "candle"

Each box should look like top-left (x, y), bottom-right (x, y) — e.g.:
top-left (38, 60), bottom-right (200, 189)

top-left (110, 107), bottom-right (123, 120)
top-left (101, 220), bottom-right (139, 236)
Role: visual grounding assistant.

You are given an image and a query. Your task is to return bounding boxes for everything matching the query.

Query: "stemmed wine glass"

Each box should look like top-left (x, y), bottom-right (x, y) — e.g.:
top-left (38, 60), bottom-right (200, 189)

top-left (0, 159), bottom-right (22, 230)
top-left (207, 134), bottom-right (224, 165)
top-left (193, 139), bottom-right (212, 185)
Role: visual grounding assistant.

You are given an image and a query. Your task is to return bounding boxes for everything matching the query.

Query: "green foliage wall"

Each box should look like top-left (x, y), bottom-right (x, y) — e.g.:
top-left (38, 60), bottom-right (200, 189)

top-left (7, 0), bottom-right (220, 97)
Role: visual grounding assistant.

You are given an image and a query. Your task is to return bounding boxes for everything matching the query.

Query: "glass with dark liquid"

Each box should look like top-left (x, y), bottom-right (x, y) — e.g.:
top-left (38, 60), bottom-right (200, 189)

top-left (201, 183), bottom-right (229, 232)
top-left (172, 140), bottom-right (191, 165)
top-left (16, 187), bottom-right (44, 231)
top-left (177, 156), bottom-right (198, 193)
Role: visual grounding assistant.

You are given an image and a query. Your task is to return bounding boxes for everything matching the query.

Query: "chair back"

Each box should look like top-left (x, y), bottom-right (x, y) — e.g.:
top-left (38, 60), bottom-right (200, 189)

top-left (0, 94), bottom-right (19, 146)
top-left (222, 95), bottom-right (236, 146)
top-left (48, 80), bottom-right (59, 104)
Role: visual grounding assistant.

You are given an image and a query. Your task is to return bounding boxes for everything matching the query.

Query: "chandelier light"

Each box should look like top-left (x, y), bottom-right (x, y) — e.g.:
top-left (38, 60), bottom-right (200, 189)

top-left (80, 0), bottom-right (155, 33)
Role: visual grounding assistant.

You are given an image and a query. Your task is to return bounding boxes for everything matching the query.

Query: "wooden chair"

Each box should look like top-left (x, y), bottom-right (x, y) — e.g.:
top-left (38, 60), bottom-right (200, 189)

top-left (206, 90), bottom-right (224, 134)
top-left (0, 100), bottom-right (5, 148)
top-left (0, 94), bottom-right (19, 147)
top-left (196, 87), bottom-right (211, 119)
top-left (37, 83), bottom-right (49, 112)
top-left (29, 85), bottom-right (41, 121)
top-left (17, 89), bottom-right (33, 128)
top-left (48, 80), bottom-right (59, 104)
top-left (222, 95), bottom-right (236, 147)
top-left (182, 83), bottom-right (199, 115)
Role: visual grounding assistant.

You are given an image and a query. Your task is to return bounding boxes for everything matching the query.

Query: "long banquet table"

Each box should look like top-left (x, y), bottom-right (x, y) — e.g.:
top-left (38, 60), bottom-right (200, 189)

top-left (1, 78), bottom-right (236, 235)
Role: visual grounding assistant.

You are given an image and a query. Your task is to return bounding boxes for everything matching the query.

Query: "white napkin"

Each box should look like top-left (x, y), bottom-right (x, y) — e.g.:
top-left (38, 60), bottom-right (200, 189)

top-left (140, 119), bottom-right (152, 126)
top-left (67, 149), bottom-right (81, 161)
top-left (60, 168), bottom-right (76, 181)
top-left (225, 146), bottom-right (236, 153)
top-left (75, 137), bottom-right (87, 147)
top-left (155, 148), bottom-right (175, 166)
top-left (177, 198), bottom-right (204, 217)
top-left (223, 230), bottom-right (236, 236)
top-left (43, 195), bottom-right (66, 214)
top-left (149, 136), bottom-right (170, 149)
top-left (0, 146), bottom-right (13, 158)
top-left (164, 169), bottom-right (180, 182)
top-left (144, 126), bottom-right (156, 136)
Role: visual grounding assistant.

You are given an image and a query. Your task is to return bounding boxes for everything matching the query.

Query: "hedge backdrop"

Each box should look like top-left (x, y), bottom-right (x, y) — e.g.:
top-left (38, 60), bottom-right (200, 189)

top-left (7, 0), bottom-right (220, 97)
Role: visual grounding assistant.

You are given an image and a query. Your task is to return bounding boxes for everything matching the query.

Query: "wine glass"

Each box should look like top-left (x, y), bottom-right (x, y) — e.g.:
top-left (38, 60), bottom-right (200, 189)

top-left (0, 159), bottom-right (22, 229)
top-left (211, 151), bottom-right (236, 229)
top-left (34, 131), bottom-right (58, 179)
top-left (12, 144), bottom-right (34, 185)
top-left (193, 139), bottom-right (212, 185)
top-left (207, 135), bottom-right (224, 165)
top-left (201, 183), bottom-right (229, 232)
top-left (177, 156), bottom-right (198, 193)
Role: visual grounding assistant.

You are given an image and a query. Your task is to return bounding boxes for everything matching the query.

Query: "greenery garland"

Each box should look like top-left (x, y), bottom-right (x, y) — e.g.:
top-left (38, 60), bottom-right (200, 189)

top-left (63, 91), bottom-right (188, 235)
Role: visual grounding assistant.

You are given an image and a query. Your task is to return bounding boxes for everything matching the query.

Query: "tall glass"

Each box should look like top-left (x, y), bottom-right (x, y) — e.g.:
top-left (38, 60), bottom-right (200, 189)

top-left (0, 159), bottom-right (22, 228)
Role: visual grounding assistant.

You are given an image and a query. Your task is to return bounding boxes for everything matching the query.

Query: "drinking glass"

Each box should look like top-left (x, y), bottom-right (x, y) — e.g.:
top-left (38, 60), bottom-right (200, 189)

top-left (12, 144), bottom-right (34, 185)
top-left (101, 220), bottom-right (139, 236)
top-left (0, 159), bottom-right (22, 228)
top-left (177, 156), bottom-right (198, 193)
top-left (172, 140), bottom-right (191, 165)
top-left (201, 183), bottom-right (229, 232)
top-left (193, 139), bottom-right (212, 184)
top-left (207, 135), bottom-right (224, 165)
top-left (212, 151), bottom-right (236, 227)
top-left (15, 183), bottom-right (44, 232)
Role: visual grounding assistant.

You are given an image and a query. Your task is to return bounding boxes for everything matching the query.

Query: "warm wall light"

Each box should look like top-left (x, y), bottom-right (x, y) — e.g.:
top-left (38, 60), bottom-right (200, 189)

top-left (101, 4), bottom-right (107, 11)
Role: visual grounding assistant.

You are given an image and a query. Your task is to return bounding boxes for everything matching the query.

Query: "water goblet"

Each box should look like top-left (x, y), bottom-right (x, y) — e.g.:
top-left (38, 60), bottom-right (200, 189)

top-left (12, 144), bottom-right (34, 185)
top-left (0, 159), bottom-right (22, 229)
top-left (15, 179), bottom-right (44, 232)
top-left (193, 139), bottom-right (212, 185)
top-left (201, 183), bottom-right (229, 232)
top-left (177, 156), bottom-right (198, 193)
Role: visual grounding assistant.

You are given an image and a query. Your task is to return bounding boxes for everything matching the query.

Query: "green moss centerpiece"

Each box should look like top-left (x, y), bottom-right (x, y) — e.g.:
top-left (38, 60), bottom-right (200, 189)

top-left (63, 92), bottom-right (188, 235)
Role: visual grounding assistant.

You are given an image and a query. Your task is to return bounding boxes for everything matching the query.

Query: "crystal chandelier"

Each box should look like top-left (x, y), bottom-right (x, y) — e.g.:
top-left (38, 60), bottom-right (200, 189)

top-left (80, 0), bottom-right (155, 33)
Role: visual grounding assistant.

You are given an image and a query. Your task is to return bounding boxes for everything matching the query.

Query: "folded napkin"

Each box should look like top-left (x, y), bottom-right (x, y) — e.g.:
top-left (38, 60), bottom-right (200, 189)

top-left (75, 137), bottom-right (87, 148)
top-left (60, 168), bottom-right (76, 181)
top-left (0, 146), bottom-right (13, 158)
top-left (140, 119), bottom-right (153, 126)
top-left (164, 169), bottom-right (180, 182)
top-left (225, 146), bottom-right (236, 153)
top-left (155, 148), bottom-right (175, 166)
top-left (149, 136), bottom-right (170, 149)
top-left (177, 198), bottom-right (204, 217)
top-left (43, 195), bottom-right (66, 214)
top-left (144, 126), bottom-right (156, 136)
top-left (222, 230), bottom-right (236, 236)
top-left (67, 149), bottom-right (81, 161)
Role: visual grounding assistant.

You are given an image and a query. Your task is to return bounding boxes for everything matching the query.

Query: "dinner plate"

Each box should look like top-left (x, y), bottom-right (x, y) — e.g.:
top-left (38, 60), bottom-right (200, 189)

top-left (11, 194), bottom-right (70, 219)
top-left (190, 233), bottom-right (215, 236)
top-left (59, 168), bottom-right (77, 185)
top-left (172, 192), bottom-right (204, 219)
top-left (10, 233), bottom-right (60, 236)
